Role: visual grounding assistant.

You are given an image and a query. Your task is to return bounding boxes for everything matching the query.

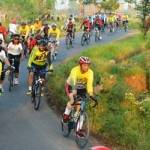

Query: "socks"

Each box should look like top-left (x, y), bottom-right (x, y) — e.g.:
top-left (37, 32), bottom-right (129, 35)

top-left (64, 107), bottom-right (71, 115)
top-left (28, 86), bottom-right (32, 91)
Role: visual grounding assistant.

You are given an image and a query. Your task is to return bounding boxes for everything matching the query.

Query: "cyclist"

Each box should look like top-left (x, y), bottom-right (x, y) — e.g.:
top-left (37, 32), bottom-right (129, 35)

top-left (122, 14), bottom-right (129, 28)
top-left (18, 22), bottom-right (30, 57)
top-left (42, 22), bottom-right (50, 39)
top-left (7, 34), bottom-right (23, 85)
top-left (63, 56), bottom-right (94, 122)
top-left (80, 17), bottom-right (92, 33)
top-left (48, 23), bottom-right (60, 60)
top-left (107, 13), bottom-right (115, 32)
top-left (67, 14), bottom-right (76, 39)
top-left (33, 18), bottom-right (42, 35)
top-left (93, 15), bottom-right (103, 40)
top-left (27, 39), bottom-right (51, 94)
top-left (18, 22), bottom-right (30, 40)
top-left (65, 17), bottom-right (74, 39)
top-left (0, 22), bottom-right (7, 44)
top-left (0, 45), bottom-right (11, 94)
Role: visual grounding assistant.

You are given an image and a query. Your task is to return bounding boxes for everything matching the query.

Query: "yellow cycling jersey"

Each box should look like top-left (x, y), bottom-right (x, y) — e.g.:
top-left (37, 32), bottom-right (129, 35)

top-left (28, 46), bottom-right (49, 66)
top-left (107, 16), bottom-right (115, 23)
top-left (67, 65), bottom-right (94, 96)
top-left (123, 15), bottom-right (128, 21)
top-left (18, 25), bottom-right (29, 38)
top-left (33, 21), bottom-right (42, 32)
top-left (48, 28), bottom-right (60, 41)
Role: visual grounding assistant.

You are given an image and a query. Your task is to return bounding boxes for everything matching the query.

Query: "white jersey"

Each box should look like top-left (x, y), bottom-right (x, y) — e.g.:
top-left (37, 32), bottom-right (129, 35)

top-left (9, 23), bottom-right (18, 34)
top-left (7, 42), bottom-right (23, 56)
top-left (0, 50), bottom-right (7, 62)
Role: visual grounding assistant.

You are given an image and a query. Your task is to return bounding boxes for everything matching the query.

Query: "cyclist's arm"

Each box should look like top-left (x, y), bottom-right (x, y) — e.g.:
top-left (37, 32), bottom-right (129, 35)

top-left (28, 49), bottom-right (36, 67)
top-left (87, 70), bottom-right (94, 96)
top-left (25, 27), bottom-right (30, 39)
top-left (67, 68), bottom-right (77, 92)
top-left (56, 29), bottom-right (60, 41)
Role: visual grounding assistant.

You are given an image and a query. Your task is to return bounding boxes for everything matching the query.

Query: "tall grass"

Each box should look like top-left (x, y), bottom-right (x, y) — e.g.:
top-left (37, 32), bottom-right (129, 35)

top-left (47, 33), bottom-right (150, 149)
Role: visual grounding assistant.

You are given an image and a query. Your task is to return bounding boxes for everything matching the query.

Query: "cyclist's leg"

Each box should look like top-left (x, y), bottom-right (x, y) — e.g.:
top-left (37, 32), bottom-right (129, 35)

top-left (13, 54), bottom-right (21, 84)
top-left (27, 64), bottom-right (35, 94)
top-left (63, 83), bottom-right (75, 122)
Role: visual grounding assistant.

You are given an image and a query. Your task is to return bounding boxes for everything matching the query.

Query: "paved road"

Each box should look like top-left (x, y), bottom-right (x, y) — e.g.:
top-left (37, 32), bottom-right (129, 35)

top-left (0, 30), bottom-right (131, 150)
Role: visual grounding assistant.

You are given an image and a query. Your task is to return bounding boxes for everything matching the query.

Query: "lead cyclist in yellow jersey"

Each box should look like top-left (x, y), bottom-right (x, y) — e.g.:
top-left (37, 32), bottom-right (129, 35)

top-left (63, 56), bottom-right (94, 122)
top-left (27, 39), bottom-right (51, 94)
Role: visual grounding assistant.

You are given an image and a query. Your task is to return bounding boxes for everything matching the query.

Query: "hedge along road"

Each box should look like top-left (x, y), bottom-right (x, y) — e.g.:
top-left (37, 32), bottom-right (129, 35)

top-left (0, 30), bottom-right (131, 150)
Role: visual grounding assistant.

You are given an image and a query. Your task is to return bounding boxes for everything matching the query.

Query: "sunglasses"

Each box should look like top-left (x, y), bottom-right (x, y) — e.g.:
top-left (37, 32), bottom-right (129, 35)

top-left (14, 38), bottom-right (20, 40)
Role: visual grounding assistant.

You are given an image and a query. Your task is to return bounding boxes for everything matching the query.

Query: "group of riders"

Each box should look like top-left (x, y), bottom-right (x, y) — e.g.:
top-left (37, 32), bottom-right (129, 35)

top-left (0, 12), bottom-right (128, 143)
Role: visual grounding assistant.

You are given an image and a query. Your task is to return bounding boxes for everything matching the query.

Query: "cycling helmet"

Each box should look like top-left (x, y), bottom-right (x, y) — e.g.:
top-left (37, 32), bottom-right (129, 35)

top-left (21, 22), bottom-right (26, 26)
top-left (51, 23), bottom-right (57, 27)
top-left (89, 146), bottom-right (111, 150)
top-left (13, 34), bottom-right (20, 40)
top-left (79, 56), bottom-right (91, 65)
top-left (38, 39), bottom-right (47, 46)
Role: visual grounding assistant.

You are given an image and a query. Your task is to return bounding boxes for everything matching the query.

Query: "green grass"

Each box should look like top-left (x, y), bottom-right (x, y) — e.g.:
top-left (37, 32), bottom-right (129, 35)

top-left (47, 33), bottom-right (150, 149)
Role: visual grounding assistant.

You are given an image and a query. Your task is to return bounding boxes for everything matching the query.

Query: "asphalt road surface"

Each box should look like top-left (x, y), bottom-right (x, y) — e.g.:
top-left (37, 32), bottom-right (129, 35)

top-left (0, 30), bottom-right (131, 150)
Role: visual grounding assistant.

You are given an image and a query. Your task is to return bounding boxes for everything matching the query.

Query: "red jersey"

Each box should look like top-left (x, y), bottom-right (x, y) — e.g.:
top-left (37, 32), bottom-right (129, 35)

top-left (94, 18), bottom-right (103, 27)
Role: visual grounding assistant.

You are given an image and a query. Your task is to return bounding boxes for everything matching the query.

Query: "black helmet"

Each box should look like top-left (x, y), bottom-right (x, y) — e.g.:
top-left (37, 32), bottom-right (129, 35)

top-left (38, 39), bottom-right (47, 46)
top-left (13, 34), bottom-right (20, 40)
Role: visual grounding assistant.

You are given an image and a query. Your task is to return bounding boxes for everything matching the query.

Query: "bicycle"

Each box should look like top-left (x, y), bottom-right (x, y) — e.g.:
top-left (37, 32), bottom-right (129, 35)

top-left (0, 64), bottom-right (15, 94)
top-left (8, 59), bottom-right (15, 92)
top-left (48, 39), bottom-right (57, 62)
top-left (31, 68), bottom-right (50, 110)
top-left (123, 21), bottom-right (128, 32)
top-left (61, 91), bottom-right (98, 148)
top-left (65, 32), bottom-right (73, 49)
top-left (81, 30), bottom-right (91, 46)
top-left (95, 27), bottom-right (101, 42)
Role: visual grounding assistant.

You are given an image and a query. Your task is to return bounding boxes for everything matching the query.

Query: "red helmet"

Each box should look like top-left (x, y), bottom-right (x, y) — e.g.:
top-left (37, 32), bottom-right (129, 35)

top-left (89, 146), bottom-right (111, 150)
top-left (79, 56), bottom-right (91, 65)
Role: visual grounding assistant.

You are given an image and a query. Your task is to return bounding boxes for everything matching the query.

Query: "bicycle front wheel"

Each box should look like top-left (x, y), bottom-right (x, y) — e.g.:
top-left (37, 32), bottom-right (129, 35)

top-left (8, 71), bottom-right (14, 92)
top-left (75, 112), bottom-right (89, 148)
top-left (81, 35), bottom-right (86, 46)
top-left (33, 83), bottom-right (42, 110)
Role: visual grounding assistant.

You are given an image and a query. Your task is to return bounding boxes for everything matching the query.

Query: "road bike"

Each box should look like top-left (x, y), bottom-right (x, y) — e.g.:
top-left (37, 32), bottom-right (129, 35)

top-left (31, 69), bottom-right (50, 110)
top-left (81, 30), bottom-right (91, 46)
top-left (61, 90), bottom-right (98, 148)
top-left (8, 59), bottom-right (15, 92)
top-left (123, 21), bottom-right (128, 32)
top-left (48, 38), bottom-right (57, 61)
top-left (65, 32), bottom-right (73, 49)
top-left (94, 27), bottom-right (101, 42)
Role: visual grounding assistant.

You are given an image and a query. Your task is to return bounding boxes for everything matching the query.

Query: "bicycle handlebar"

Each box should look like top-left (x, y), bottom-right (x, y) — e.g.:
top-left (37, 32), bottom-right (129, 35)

top-left (89, 96), bottom-right (98, 108)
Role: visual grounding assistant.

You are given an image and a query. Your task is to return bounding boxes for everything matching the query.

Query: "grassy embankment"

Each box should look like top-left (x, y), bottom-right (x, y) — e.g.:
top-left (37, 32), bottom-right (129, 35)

top-left (47, 33), bottom-right (150, 150)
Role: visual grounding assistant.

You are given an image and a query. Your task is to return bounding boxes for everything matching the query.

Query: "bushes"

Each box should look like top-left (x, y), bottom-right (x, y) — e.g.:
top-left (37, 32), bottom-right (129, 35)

top-left (47, 34), bottom-right (150, 149)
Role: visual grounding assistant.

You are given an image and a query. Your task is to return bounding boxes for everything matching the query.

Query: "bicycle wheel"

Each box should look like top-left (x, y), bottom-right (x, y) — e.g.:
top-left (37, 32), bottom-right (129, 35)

top-left (8, 71), bottom-right (14, 92)
top-left (75, 112), bottom-right (89, 148)
top-left (65, 35), bottom-right (70, 49)
top-left (86, 34), bottom-right (90, 45)
top-left (95, 31), bottom-right (99, 42)
top-left (61, 119), bottom-right (72, 137)
top-left (81, 34), bottom-right (86, 46)
top-left (33, 83), bottom-right (42, 110)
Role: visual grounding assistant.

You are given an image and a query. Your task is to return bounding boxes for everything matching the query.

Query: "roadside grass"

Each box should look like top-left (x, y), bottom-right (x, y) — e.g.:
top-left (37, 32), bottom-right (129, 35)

top-left (47, 31), bottom-right (150, 149)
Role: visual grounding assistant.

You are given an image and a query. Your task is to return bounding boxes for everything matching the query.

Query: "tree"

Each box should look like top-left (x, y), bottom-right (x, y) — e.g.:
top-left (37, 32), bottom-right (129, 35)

top-left (125, 0), bottom-right (150, 36)
top-left (100, 0), bottom-right (120, 12)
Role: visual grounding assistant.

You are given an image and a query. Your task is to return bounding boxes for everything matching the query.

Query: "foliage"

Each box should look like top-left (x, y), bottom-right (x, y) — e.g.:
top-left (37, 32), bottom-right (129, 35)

top-left (100, 0), bottom-right (120, 12)
top-left (47, 33), bottom-right (150, 149)
top-left (0, 0), bottom-right (54, 20)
